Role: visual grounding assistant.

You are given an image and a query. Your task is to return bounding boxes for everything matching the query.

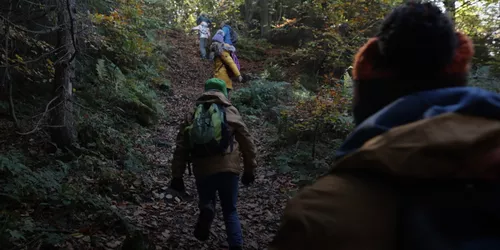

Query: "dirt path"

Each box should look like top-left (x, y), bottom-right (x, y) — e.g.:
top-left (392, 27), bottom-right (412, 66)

top-left (119, 31), bottom-right (293, 250)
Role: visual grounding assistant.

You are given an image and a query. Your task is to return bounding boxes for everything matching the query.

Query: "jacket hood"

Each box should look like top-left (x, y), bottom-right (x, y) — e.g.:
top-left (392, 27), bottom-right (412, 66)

top-left (334, 87), bottom-right (500, 179)
top-left (196, 91), bottom-right (232, 106)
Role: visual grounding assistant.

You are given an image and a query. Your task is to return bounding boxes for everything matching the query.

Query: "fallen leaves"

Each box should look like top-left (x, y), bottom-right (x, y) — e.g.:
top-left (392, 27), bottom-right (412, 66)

top-left (50, 31), bottom-right (292, 250)
top-left (106, 240), bottom-right (122, 248)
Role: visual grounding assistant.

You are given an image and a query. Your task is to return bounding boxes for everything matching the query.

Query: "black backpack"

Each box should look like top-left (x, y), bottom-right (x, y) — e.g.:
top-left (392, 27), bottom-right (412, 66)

top-left (226, 25), bottom-right (238, 45)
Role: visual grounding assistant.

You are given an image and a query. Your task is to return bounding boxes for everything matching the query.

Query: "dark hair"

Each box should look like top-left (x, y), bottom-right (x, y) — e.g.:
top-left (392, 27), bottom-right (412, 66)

top-left (377, 2), bottom-right (457, 77)
top-left (353, 2), bottom-right (463, 125)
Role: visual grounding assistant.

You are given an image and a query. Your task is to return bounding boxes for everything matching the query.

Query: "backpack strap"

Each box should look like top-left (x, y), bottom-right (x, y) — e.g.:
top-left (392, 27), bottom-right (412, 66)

top-left (221, 105), bottom-right (235, 154)
top-left (217, 61), bottom-right (225, 73)
top-left (216, 51), bottom-right (238, 78)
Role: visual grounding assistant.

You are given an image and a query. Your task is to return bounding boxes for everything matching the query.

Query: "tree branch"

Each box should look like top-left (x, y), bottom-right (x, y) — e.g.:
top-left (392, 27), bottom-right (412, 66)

top-left (0, 14), bottom-right (61, 34)
top-left (4, 0), bottom-right (19, 128)
top-left (0, 44), bottom-right (66, 68)
top-left (16, 94), bottom-right (61, 135)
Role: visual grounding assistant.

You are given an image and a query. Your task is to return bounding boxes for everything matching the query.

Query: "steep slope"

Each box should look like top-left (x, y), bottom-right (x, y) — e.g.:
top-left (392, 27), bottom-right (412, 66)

top-left (121, 30), bottom-right (293, 250)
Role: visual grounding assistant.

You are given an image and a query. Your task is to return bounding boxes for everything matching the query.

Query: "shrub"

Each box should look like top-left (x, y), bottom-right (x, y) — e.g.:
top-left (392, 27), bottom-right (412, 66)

top-left (0, 153), bottom-right (66, 200)
top-left (231, 80), bottom-right (293, 115)
top-left (261, 63), bottom-right (286, 82)
top-left (279, 82), bottom-right (354, 143)
top-left (236, 37), bottom-right (272, 61)
top-left (469, 66), bottom-right (500, 93)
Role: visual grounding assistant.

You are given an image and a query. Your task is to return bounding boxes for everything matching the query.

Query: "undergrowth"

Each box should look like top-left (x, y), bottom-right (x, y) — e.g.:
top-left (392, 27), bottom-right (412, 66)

top-left (232, 75), bottom-right (354, 187)
top-left (0, 0), bottom-right (171, 248)
top-left (236, 38), bottom-right (272, 61)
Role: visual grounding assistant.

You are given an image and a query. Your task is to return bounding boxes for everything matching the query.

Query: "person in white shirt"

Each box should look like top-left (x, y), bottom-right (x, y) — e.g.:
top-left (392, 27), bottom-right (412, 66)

top-left (192, 21), bottom-right (211, 59)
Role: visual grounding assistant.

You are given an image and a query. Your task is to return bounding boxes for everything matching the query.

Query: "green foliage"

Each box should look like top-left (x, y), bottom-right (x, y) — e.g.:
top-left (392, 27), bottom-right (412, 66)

top-left (231, 80), bottom-right (293, 115)
top-left (295, 74), bottom-right (321, 92)
top-left (0, 151), bottom-right (126, 248)
top-left (279, 81), bottom-right (353, 143)
top-left (267, 0), bottom-right (397, 76)
top-left (455, 0), bottom-right (500, 73)
top-left (80, 0), bottom-right (172, 129)
top-left (237, 38), bottom-right (272, 61)
top-left (272, 138), bottom-right (344, 187)
top-left (469, 66), bottom-right (500, 93)
top-left (0, 153), bottom-right (66, 199)
top-left (261, 63), bottom-right (286, 82)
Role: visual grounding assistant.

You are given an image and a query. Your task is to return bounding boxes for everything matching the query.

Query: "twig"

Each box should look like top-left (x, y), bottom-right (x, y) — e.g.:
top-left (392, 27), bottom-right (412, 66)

top-left (17, 94), bottom-right (61, 135)
top-left (4, 0), bottom-right (19, 128)
top-left (0, 14), bottom-right (61, 34)
top-left (6, 69), bottom-right (19, 128)
top-left (31, 228), bottom-right (73, 233)
top-left (0, 44), bottom-right (65, 68)
top-left (20, 0), bottom-right (56, 8)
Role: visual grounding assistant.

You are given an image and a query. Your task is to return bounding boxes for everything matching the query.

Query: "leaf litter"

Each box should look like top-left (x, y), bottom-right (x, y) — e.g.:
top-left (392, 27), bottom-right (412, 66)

top-left (113, 31), bottom-right (295, 249)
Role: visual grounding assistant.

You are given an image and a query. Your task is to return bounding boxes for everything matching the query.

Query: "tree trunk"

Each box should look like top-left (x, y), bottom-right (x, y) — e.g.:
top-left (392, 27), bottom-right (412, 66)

top-left (260, 0), bottom-right (269, 37)
top-left (244, 0), bottom-right (253, 26)
top-left (4, 0), bottom-right (19, 128)
top-left (443, 0), bottom-right (456, 23)
top-left (50, 0), bottom-right (77, 149)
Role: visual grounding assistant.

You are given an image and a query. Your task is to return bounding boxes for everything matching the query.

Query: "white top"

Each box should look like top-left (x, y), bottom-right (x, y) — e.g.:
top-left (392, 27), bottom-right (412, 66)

top-left (192, 21), bottom-right (210, 39)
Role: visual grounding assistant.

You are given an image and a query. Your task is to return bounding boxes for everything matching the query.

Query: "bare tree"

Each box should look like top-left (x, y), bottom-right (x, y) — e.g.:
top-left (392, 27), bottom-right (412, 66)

top-left (443, 0), bottom-right (456, 23)
top-left (260, 0), bottom-right (269, 37)
top-left (49, 0), bottom-right (77, 148)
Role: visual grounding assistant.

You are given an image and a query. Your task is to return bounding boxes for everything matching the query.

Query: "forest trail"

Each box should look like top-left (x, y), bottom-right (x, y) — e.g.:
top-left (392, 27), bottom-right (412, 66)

top-left (117, 31), bottom-right (294, 250)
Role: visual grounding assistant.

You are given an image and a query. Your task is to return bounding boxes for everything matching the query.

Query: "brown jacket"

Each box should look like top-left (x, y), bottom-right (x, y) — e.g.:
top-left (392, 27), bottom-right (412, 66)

top-left (270, 113), bottom-right (500, 250)
top-left (171, 91), bottom-right (257, 178)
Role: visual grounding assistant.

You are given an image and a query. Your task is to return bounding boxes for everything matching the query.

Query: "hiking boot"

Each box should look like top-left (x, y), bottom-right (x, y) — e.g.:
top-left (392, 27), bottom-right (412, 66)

top-left (193, 204), bottom-right (215, 241)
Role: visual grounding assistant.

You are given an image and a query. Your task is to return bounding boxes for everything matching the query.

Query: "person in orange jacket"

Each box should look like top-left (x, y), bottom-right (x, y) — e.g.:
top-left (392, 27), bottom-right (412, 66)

top-left (270, 2), bottom-right (500, 250)
top-left (210, 30), bottom-right (242, 96)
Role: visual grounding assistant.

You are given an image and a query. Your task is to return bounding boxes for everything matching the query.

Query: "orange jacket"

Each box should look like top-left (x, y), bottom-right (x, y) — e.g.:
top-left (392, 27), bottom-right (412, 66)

top-left (270, 114), bottom-right (500, 250)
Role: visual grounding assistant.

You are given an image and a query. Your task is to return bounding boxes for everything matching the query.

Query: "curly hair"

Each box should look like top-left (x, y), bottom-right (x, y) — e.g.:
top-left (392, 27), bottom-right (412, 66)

top-left (377, 2), bottom-right (457, 76)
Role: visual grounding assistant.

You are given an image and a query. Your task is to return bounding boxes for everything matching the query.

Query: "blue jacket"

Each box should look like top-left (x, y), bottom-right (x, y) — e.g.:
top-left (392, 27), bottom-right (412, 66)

top-left (222, 25), bottom-right (233, 45)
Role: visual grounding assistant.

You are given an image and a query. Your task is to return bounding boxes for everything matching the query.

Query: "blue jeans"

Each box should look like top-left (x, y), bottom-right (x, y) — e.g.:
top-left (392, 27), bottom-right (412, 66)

top-left (196, 172), bottom-right (242, 247)
top-left (199, 38), bottom-right (208, 59)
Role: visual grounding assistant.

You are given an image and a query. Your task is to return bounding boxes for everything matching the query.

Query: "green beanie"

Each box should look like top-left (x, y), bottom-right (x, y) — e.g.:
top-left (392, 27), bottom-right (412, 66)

top-left (204, 78), bottom-right (228, 98)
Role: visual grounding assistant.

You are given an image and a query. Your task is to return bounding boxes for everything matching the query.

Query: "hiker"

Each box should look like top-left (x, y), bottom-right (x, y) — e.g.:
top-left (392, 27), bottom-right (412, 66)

top-left (220, 21), bottom-right (238, 46)
top-left (191, 21), bottom-right (211, 59)
top-left (196, 12), bottom-right (212, 26)
top-left (270, 2), bottom-right (500, 250)
top-left (211, 30), bottom-right (242, 95)
top-left (169, 78), bottom-right (258, 250)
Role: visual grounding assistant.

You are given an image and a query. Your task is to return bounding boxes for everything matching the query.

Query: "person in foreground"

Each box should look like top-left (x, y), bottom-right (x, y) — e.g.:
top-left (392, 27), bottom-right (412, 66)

top-left (211, 30), bottom-right (242, 96)
top-left (169, 78), bottom-right (258, 250)
top-left (270, 2), bottom-right (500, 250)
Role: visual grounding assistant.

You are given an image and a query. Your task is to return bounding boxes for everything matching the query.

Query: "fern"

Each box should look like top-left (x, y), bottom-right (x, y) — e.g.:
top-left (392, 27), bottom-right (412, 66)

top-left (96, 59), bottom-right (108, 81)
top-left (0, 154), bottom-right (66, 199)
top-left (96, 58), bottom-right (126, 91)
top-left (232, 80), bottom-right (292, 115)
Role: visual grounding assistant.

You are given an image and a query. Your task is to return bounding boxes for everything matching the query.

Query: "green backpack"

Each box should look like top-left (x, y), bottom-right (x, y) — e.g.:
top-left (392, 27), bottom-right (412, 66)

top-left (185, 103), bottom-right (233, 157)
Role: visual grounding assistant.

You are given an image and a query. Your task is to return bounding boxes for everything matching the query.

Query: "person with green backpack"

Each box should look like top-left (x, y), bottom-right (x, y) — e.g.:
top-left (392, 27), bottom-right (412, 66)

top-left (169, 78), bottom-right (258, 250)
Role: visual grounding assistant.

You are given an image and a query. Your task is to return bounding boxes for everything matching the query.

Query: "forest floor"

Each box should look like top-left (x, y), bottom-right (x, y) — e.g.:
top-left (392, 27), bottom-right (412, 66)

top-left (0, 30), bottom-right (296, 250)
top-left (115, 31), bottom-right (295, 249)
